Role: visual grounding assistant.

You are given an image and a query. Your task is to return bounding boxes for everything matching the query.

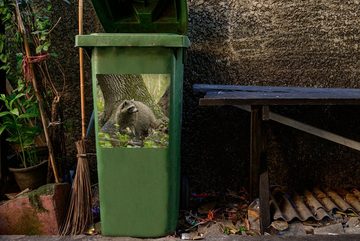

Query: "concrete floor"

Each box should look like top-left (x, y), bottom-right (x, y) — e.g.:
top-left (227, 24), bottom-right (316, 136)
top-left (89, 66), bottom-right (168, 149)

top-left (1, 235), bottom-right (360, 241)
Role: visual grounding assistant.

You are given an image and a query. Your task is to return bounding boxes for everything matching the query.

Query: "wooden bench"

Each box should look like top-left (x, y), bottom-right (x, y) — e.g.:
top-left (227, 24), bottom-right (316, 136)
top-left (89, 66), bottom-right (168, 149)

top-left (194, 84), bottom-right (360, 233)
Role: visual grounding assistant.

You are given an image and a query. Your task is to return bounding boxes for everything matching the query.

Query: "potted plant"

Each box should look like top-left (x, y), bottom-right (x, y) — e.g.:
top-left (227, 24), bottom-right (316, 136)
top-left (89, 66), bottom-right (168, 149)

top-left (0, 80), bottom-right (48, 190)
top-left (0, 0), bottom-right (69, 189)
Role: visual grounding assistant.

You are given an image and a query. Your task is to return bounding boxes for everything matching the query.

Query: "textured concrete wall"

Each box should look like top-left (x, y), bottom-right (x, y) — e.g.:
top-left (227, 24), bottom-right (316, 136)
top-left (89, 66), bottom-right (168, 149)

top-left (182, 0), bottom-right (360, 191)
top-left (186, 0), bottom-right (360, 86)
top-left (48, 0), bottom-right (101, 179)
top-left (50, 0), bottom-right (360, 190)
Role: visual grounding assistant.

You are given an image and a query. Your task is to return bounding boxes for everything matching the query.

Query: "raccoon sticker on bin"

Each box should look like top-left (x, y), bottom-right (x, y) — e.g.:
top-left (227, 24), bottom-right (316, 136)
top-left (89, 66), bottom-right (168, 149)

top-left (97, 74), bottom-right (170, 148)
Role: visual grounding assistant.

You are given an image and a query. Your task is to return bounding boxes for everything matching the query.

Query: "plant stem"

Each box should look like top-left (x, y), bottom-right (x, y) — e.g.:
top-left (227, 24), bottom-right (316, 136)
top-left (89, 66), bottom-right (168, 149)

top-left (13, 115), bottom-right (27, 168)
top-left (15, 2), bottom-right (59, 182)
top-left (6, 79), bottom-right (46, 146)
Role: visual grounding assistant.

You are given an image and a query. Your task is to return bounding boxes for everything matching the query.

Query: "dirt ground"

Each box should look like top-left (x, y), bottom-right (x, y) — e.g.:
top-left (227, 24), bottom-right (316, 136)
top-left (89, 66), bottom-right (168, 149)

top-left (1, 234), bottom-right (360, 241)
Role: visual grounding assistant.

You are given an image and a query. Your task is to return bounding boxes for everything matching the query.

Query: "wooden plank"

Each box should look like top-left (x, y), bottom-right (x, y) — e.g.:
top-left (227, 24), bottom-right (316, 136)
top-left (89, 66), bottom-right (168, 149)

top-left (204, 90), bottom-right (360, 100)
top-left (199, 91), bottom-right (360, 106)
top-left (235, 105), bottom-right (251, 112)
top-left (268, 112), bottom-right (360, 152)
top-left (235, 105), bottom-right (360, 152)
top-left (195, 84), bottom-right (360, 106)
top-left (194, 84), bottom-right (360, 96)
top-left (259, 171), bottom-right (271, 234)
top-left (200, 98), bottom-right (360, 106)
top-left (250, 106), bottom-right (263, 200)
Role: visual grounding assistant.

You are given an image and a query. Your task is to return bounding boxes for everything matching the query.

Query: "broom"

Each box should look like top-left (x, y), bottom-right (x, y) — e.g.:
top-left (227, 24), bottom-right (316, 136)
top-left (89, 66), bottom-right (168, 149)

top-left (61, 0), bottom-right (92, 235)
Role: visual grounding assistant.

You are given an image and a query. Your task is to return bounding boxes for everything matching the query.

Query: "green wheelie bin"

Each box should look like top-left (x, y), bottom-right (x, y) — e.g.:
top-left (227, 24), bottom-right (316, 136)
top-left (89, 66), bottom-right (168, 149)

top-left (76, 0), bottom-right (189, 237)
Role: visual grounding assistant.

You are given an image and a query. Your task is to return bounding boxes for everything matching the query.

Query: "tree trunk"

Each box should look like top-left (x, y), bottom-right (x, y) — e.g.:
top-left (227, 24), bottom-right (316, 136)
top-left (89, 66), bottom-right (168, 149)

top-left (97, 74), bottom-right (166, 125)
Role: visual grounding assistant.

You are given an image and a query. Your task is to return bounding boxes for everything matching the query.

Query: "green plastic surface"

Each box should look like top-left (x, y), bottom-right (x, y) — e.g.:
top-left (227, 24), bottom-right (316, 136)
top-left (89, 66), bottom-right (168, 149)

top-left (77, 34), bottom-right (188, 237)
top-left (90, 0), bottom-right (188, 34)
top-left (76, 33), bottom-right (190, 47)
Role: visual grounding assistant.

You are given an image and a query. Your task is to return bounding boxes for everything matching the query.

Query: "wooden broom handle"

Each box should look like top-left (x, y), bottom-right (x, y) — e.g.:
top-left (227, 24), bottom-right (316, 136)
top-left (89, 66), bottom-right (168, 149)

top-left (78, 0), bottom-right (86, 139)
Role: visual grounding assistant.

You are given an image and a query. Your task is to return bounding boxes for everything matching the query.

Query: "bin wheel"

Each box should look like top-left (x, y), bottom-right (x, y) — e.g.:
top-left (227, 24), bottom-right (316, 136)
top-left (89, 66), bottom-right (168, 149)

top-left (180, 175), bottom-right (189, 210)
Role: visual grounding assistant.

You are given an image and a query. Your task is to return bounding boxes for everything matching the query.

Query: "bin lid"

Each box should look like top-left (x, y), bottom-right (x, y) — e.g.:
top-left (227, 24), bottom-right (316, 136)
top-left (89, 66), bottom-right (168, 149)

top-left (76, 33), bottom-right (190, 48)
top-left (91, 0), bottom-right (188, 34)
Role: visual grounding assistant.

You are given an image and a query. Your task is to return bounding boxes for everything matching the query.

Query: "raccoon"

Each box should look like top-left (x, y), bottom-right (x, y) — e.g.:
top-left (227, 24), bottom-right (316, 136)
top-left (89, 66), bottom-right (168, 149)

top-left (115, 100), bottom-right (160, 140)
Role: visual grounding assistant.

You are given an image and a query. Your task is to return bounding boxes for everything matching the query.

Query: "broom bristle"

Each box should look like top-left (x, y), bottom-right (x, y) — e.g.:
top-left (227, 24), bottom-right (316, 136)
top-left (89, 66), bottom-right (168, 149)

top-left (61, 139), bottom-right (92, 235)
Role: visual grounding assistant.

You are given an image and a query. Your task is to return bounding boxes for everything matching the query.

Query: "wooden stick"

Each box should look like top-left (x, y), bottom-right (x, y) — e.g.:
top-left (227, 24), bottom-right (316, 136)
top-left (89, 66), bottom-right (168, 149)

top-left (268, 111), bottom-right (360, 151)
top-left (259, 171), bottom-right (270, 234)
top-left (15, 2), bottom-right (60, 183)
top-left (79, 0), bottom-right (85, 139)
top-left (250, 106), bottom-right (263, 200)
top-left (235, 105), bottom-right (360, 152)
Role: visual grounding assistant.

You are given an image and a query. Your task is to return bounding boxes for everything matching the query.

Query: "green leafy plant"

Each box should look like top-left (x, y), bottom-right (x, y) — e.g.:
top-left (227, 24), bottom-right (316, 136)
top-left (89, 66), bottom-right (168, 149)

top-left (0, 0), bottom-right (69, 174)
top-left (0, 0), bottom-right (16, 78)
top-left (98, 131), bottom-right (131, 148)
top-left (98, 129), bottom-right (169, 148)
top-left (0, 80), bottom-right (41, 168)
top-left (98, 132), bottom-right (113, 148)
top-left (143, 129), bottom-right (168, 148)
top-left (0, 1), bottom-right (43, 168)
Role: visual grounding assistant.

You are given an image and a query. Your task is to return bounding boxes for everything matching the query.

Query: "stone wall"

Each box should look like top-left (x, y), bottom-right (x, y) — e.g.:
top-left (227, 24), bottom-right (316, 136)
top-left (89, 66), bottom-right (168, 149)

top-left (183, 0), bottom-right (360, 191)
top-left (49, 0), bottom-right (101, 179)
top-left (51, 0), bottom-right (360, 191)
